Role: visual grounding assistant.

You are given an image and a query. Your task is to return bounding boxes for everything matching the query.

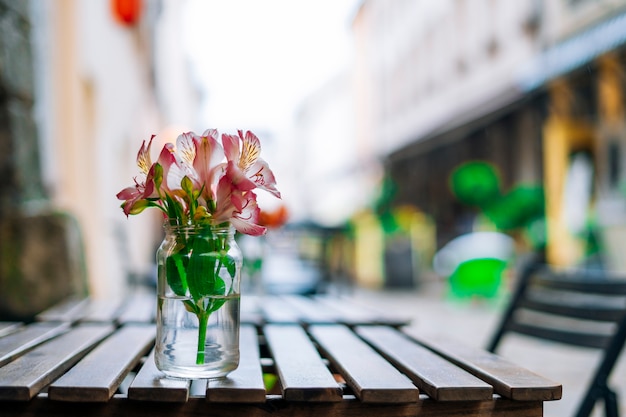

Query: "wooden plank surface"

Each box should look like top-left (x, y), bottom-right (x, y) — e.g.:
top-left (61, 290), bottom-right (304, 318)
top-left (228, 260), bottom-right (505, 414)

top-left (48, 324), bottom-right (155, 402)
top-left (313, 296), bottom-right (385, 325)
top-left (81, 298), bottom-right (126, 323)
top-left (260, 296), bottom-right (303, 323)
top-left (405, 330), bottom-right (563, 401)
top-left (264, 324), bottom-right (342, 402)
top-left (35, 297), bottom-right (90, 323)
top-left (0, 294), bottom-right (554, 417)
top-left (0, 322), bottom-right (22, 338)
top-left (0, 324), bottom-right (113, 401)
top-left (0, 394), bottom-right (543, 417)
top-left (0, 322), bottom-right (69, 367)
top-left (128, 349), bottom-right (190, 402)
top-left (356, 326), bottom-right (492, 401)
top-left (309, 325), bottom-right (419, 403)
top-left (239, 296), bottom-right (264, 326)
top-left (206, 324), bottom-right (266, 403)
top-left (314, 296), bottom-right (410, 326)
top-left (117, 291), bottom-right (155, 324)
top-left (281, 295), bottom-right (340, 323)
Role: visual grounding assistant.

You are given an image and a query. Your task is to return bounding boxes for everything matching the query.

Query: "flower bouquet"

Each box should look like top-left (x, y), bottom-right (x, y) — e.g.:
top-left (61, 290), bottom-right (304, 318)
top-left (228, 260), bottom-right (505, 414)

top-left (117, 129), bottom-right (280, 378)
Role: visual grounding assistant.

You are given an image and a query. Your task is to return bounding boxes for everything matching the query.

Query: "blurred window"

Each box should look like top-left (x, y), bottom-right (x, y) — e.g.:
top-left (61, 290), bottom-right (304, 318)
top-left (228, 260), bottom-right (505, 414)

top-left (608, 140), bottom-right (620, 189)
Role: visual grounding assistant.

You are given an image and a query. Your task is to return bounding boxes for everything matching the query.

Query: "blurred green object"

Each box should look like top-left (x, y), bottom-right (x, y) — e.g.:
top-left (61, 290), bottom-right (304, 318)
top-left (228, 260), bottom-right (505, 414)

top-left (449, 161), bottom-right (501, 207)
top-left (449, 160), bottom-right (546, 250)
top-left (449, 258), bottom-right (507, 299)
top-left (484, 185), bottom-right (545, 231)
top-left (263, 373), bottom-right (278, 392)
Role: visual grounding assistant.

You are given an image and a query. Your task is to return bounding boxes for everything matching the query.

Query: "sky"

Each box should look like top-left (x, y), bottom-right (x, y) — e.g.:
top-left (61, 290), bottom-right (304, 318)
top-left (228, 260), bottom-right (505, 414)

top-left (182, 0), bottom-right (360, 134)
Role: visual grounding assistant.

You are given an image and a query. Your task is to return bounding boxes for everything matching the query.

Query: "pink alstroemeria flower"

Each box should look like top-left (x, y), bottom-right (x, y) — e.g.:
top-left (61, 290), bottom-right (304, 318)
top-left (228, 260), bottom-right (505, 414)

top-left (116, 136), bottom-right (159, 215)
top-left (117, 128), bottom-right (281, 236)
top-left (222, 130), bottom-right (281, 198)
top-left (212, 176), bottom-right (266, 236)
top-left (230, 191), bottom-right (265, 236)
top-left (186, 129), bottom-right (226, 203)
top-left (156, 142), bottom-right (185, 195)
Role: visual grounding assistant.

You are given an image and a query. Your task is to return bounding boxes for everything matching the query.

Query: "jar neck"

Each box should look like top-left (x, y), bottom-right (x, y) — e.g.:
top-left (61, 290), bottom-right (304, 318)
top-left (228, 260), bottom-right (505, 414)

top-left (163, 221), bottom-right (234, 237)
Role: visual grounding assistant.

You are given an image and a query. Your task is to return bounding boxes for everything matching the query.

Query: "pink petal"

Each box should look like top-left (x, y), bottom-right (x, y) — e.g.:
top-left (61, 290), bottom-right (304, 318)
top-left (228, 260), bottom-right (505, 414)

top-left (222, 133), bottom-right (240, 162)
top-left (226, 160), bottom-right (256, 192)
top-left (194, 133), bottom-right (224, 192)
top-left (231, 217), bottom-right (266, 236)
top-left (176, 132), bottom-right (197, 166)
top-left (238, 130), bottom-right (261, 171)
top-left (247, 159), bottom-right (281, 198)
top-left (136, 135), bottom-right (155, 175)
top-left (156, 143), bottom-right (182, 193)
top-left (116, 186), bottom-right (140, 201)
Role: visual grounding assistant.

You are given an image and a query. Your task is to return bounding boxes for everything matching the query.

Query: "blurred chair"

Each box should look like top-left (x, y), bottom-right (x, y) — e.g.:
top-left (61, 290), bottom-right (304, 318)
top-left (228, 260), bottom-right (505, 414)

top-left (487, 255), bottom-right (626, 417)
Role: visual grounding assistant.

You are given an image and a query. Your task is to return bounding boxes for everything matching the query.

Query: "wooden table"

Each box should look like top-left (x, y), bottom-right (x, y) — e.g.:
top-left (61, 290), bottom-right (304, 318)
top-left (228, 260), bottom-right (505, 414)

top-left (0, 289), bottom-right (561, 417)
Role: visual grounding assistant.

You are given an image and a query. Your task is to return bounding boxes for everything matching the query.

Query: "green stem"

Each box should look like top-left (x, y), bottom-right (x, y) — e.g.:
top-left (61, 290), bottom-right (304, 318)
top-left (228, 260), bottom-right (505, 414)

top-left (196, 311), bottom-right (209, 365)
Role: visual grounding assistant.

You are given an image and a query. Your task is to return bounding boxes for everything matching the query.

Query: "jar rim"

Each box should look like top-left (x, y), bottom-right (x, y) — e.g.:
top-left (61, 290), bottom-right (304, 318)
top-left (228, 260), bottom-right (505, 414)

top-left (163, 220), bottom-right (233, 233)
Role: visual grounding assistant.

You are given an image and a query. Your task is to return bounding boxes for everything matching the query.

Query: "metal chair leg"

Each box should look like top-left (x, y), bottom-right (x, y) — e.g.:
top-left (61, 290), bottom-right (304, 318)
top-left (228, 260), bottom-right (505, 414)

top-left (576, 387), bottom-right (601, 417)
top-left (604, 388), bottom-right (619, 417)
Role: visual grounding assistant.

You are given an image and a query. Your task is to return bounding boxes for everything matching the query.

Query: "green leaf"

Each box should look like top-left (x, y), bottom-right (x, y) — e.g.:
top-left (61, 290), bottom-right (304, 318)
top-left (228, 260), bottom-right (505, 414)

top-left (181, 175), bottom-right (194, 196)
top-left (224, 254), bottom-right (237, 278)
top-left (187, 236), bottom-right (218, 300)
top-left (164, 193), bottom-right (184, 223)
top-left (207, 277), bottom-right (227, 313)
top-left (183, 299), bottom-right (200, 315)
top-left (153, 163), bottom-right (163, 190)
top-left (126, 199), bottom-right (150, 215)
top-left (166, 253), bottom-right (188, 296)
top-left (213, 276), bottom-right (226, 296)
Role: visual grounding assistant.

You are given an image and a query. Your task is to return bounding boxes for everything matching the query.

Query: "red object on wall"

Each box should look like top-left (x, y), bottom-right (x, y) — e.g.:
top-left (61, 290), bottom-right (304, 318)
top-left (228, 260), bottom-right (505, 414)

top-left (111, 0), bottom-right (142, 26)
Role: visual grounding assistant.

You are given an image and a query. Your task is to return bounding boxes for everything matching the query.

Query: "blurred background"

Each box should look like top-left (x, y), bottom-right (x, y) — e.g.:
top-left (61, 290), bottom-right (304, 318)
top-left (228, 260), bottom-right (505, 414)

top-left (2, 0), bottom-right (626, 319)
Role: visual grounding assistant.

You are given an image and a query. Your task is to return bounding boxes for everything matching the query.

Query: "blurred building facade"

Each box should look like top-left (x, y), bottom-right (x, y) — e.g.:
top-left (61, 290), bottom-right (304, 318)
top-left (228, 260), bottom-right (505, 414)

top-left (0, 0), bottom-right (202, 317)
top-left (353, 0), bottom-right (626, 271)
top-left (294, 72), bottom-right (378, 227)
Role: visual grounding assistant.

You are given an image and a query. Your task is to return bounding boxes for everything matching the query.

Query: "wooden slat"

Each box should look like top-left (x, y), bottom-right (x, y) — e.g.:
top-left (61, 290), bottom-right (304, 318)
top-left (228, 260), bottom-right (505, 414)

top-left (128, 349), bottom-right (190, 402)
top-left (240, 295), bottom-right (264, 326)
top-left (0, 322), bottom-right (22, 338)
top-left (207, 324), bottom-right (266, 403)
top-left (36, 297), bottom-right (90, 322)
top-left (356, 326), bottom-right (492, 401)
top-left (264, 324), bottom-right (342, 402)
top-left (281, 295), bottom-right (340, 323)
top-left (406, 331), bottom-right (562, 401)
top-left (0, 394), bottom-right (544, 417)
top-left (0, 322), bottom-right (70, 367)
top-left (81, 298), bottom-right (126, 323)
top-left (309, 325), bottom-right (419, 403)
top-left (0, 324), bottom-right (114, 401)
top-left (48, 324), bottom-right (155, 402)
top-left (260, 296), bottom-right (302, 323)
top-left (189, 379), bottom-right (208, 397)
top-left (315, 296), bottom-right (411, 326)
top-left (314, 296), bottom-right (385, 325)
top-left (117, 291), bottom-right (155, 324)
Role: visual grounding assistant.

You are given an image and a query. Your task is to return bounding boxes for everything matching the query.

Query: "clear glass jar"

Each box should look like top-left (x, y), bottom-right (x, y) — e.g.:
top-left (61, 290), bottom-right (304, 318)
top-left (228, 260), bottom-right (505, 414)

top-left (155, 223), bottom-right (241, 379)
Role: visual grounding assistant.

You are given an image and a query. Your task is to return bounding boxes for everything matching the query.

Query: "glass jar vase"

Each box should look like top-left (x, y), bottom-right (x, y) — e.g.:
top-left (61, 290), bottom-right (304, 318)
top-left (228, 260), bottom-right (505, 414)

top-left (155, 222), bottom-right (242, 379)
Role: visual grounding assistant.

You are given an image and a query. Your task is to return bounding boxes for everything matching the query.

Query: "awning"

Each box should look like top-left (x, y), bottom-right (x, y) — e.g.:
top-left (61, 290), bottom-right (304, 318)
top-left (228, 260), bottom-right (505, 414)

top-left (517, 10), bottom-right (626, 91)
top-left (388, 9), bottom-right (626, 163)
